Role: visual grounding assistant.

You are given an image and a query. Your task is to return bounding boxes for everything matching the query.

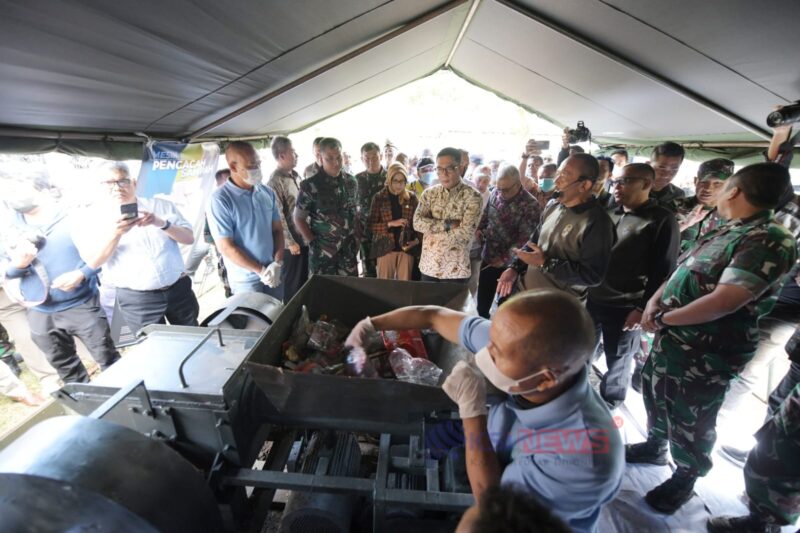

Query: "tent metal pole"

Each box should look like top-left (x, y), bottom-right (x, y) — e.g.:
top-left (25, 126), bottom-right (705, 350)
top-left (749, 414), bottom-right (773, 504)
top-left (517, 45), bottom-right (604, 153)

top-left (495, 0), bottom-right (772, 141)
top-left (445, 0), bottom-right (482, 68)
top-left (187, 0), bottom-right (470, 141)
top-left (0, 127), bottom-right (146, 143)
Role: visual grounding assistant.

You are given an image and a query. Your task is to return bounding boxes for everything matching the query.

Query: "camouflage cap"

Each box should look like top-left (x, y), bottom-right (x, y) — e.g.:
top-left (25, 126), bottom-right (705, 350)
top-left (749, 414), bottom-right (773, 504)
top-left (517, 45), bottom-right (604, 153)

top-left (698, 158), bottom-right (734, 181)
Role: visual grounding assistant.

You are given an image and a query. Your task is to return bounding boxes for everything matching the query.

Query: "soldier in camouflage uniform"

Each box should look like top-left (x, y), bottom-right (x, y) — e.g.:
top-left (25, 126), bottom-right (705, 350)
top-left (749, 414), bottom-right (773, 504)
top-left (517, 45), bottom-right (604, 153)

top-left (354, 142), bottom-right (387, 277)
top-left (672, 158), bottom-right (733, 253)
top-left (293, 137), bottom-right (359, 276)
top-left (626, 163), bottom-right (798, 515)
top-left (708, 333), bottom-right (800, 532)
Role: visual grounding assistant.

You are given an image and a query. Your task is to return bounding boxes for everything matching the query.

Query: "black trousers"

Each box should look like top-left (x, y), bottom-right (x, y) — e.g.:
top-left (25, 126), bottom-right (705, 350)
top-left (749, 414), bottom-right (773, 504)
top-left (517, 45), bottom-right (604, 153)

top-left (27, 296), bottom-right (120, 384)
top-left (282, 246), bottom-right (309, 303)
top-left (477, 264), bottom-right (505, 318)
top-left (587, 300), bottom-right (639, 404)
top-left (115, 275), bottom-right (199, 335)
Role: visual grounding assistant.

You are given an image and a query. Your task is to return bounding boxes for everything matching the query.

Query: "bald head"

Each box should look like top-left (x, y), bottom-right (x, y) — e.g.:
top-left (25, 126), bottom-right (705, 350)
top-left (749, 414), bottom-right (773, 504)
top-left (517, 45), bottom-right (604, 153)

top-left (224, 141), bottom-right (260, 188)
top-left (225, 141), bottom-right (257, 165)
top-left (500, 289), bottom-right (595, 374)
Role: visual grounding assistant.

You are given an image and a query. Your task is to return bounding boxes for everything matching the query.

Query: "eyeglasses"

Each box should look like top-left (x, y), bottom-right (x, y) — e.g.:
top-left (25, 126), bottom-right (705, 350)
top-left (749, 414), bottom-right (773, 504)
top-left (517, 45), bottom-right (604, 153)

top-left (391, 179), bottom-right (407, 185)
top-left (104, 178), bottom-right (132, 190)
top-left (608, 177), bottom-right (646, 187)
top-left (435, 165), bottom-right (458, 175)
top-left (497, 183), bottom-right (520, 195)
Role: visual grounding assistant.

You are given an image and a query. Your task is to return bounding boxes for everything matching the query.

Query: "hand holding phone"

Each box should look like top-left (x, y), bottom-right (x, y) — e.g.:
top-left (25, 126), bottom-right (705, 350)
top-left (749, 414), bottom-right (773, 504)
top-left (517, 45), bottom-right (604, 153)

top-left (120, 202), bottom-right (138, 220)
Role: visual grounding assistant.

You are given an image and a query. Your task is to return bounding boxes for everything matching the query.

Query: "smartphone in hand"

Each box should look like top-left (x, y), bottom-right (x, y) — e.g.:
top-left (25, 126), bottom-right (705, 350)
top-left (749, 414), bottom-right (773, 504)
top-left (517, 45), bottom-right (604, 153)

top-left (120, 203), bottom-right (138, 220)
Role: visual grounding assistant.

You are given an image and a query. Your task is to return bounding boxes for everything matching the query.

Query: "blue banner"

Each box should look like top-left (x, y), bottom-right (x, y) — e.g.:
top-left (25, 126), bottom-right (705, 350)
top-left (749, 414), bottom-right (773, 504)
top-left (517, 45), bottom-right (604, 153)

top-left (136, 141), bottom-right (220, 198)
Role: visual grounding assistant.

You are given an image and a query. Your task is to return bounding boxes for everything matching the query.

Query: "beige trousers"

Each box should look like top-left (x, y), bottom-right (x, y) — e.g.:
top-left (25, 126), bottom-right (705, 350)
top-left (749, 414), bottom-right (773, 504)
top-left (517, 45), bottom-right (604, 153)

top-left (0, 289), bottom-right (61, 393)
top-left (377, 252), bottom-right (414, 281)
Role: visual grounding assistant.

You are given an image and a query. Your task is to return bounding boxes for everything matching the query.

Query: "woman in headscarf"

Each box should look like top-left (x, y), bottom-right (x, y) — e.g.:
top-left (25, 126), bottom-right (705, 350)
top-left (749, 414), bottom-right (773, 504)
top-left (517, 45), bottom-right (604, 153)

top-left (367, 163), bottom-right (419, 280)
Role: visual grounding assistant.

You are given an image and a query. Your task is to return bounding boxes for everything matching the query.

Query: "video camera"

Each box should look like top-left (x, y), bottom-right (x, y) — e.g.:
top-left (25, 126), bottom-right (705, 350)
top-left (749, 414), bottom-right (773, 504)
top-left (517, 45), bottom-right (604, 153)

top-left (767, 101), bottom-right (800, 128)
top-left (566, 121), bottom-right (592, 144)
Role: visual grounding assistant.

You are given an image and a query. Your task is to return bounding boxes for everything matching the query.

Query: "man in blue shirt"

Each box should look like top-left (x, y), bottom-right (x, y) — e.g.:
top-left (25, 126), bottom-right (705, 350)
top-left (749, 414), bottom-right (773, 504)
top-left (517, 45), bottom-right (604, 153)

top-left (206, 141), bottom-right (285, 298)
top-left (345, 289), bottom-right (623, 533)
top-left (1, 174), bottom-right (119, 384)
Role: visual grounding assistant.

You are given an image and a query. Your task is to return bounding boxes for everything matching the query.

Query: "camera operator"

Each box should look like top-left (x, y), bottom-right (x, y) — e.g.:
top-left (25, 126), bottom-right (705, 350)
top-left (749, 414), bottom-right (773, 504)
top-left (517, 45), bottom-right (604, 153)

top-left (1, 173), bottom-right (119, 384)
top-left (557, 127), bottom-right (586, 166)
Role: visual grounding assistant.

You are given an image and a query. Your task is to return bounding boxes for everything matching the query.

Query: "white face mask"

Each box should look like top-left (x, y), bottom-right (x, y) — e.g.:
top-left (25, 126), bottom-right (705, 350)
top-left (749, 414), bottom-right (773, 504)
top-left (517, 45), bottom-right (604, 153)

top-left (243, 167), bottom-right (263, 186)
top-left (474, 347), bottom-right (551, 396)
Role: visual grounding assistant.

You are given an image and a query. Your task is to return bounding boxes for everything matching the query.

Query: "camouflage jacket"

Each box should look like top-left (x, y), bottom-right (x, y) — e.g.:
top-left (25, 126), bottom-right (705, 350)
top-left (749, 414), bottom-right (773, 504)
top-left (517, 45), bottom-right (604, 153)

top-left (673, 196), bottom-right (723, 254)
top-left (355, 168), bottom-right (387, 233)
top-left (650, 183), bottom-right (685, 212)
top-left (295, 170), bottom-right (358, 252)
top-left (661, 210), bottom-right (797, 352)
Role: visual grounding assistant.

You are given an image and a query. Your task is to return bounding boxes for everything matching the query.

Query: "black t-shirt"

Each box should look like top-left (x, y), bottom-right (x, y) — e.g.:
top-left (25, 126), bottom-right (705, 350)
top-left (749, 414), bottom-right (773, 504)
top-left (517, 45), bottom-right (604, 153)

top-left (389, 193), bottom-right (403, 251)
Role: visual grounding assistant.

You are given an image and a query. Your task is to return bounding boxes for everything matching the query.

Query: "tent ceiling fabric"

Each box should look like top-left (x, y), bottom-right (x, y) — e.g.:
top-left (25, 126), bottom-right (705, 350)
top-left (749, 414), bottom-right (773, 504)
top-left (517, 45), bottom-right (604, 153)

top-left (0, 0), bottom-right (797, 150)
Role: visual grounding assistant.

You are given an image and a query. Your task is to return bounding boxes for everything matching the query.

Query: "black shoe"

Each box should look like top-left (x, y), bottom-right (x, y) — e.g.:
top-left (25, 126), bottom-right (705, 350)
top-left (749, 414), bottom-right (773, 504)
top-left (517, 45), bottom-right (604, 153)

top-left (645, 468), bottom-right (697, 514)
top-left (719, 444), bottom-right (749, 466)
top-left (1, 354), bottom-right (21, 377)
top-left (707, 514), bottom-right (780, 533)
top-left (625, 439), bottom-right (669, 466)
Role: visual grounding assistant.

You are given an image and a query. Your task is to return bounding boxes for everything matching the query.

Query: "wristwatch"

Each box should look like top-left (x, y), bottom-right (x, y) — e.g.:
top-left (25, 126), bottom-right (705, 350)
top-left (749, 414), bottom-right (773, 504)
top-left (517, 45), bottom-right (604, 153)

top-left (653, 310), bottom-right (669, 330)
top-left (159, 219), bottom-right (171, 231)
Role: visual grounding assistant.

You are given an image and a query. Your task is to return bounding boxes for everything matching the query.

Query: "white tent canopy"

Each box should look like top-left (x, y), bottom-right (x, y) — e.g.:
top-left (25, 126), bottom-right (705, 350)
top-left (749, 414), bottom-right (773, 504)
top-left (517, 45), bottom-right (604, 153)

top-left (1, 0), bottom-right (798, 152)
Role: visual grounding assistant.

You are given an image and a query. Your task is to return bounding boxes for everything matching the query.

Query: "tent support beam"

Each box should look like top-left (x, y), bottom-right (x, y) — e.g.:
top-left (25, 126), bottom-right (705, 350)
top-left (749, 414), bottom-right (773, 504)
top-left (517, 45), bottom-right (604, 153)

top-left (187, 0), bottom-right (470, 141)
top-left (445, 0), bottom-right (481, 68)
top-left (0, 127), bottom-right (148, 143)
top-left (495, 0), bottom-right (772, 141)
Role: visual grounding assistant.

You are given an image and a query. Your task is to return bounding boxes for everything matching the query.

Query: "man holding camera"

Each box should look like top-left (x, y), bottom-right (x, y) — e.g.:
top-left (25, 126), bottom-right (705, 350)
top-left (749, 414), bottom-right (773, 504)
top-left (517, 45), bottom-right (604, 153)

top-left (76, 163), bottom-right (199, 336)
top-left (1, 173), bottom-right (119, 384)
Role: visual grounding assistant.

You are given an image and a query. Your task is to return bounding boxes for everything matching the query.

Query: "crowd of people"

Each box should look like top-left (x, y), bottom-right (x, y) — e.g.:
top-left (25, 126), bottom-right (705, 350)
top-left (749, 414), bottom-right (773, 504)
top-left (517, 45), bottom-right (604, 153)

top-left (1, 117), bottom-right (799, 532)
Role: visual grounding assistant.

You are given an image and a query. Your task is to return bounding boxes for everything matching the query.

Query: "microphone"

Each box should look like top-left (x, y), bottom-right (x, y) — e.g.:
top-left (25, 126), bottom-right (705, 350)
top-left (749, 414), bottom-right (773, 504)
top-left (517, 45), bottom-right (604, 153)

top-left (551, 179), bottom-right (583, 199)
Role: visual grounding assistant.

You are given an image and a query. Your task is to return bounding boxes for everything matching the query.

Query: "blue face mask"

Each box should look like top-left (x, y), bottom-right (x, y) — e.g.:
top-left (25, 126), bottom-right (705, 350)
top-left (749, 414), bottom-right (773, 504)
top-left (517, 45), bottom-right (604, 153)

top-left (420, 171), bottom-right (435, 185)
top-left (540, 178), bottom-right (555, 192)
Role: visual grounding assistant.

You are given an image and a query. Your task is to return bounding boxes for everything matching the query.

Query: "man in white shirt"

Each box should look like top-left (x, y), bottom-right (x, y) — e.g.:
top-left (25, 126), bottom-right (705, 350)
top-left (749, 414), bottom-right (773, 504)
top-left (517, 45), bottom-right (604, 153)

top-left (77, 163), bottom-right (198, 335)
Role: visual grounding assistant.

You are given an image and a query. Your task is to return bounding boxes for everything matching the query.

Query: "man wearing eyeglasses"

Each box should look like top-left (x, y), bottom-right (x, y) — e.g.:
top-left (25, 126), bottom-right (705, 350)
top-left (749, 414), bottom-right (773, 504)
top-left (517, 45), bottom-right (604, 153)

top-left (413, 147), bottom-right (483, 283)
top-left (496, 154), bottom-right (615, 303)
top-left (475, 165), bottom-right (540, 318)
top-left (76, 162), bottom-right (199, 336)
top-left (587, 164), bottom-right (680, 409)
top-left (355, 142), bottom-right (387, 278)
top-left (649, 142), bottom-right (686, 209)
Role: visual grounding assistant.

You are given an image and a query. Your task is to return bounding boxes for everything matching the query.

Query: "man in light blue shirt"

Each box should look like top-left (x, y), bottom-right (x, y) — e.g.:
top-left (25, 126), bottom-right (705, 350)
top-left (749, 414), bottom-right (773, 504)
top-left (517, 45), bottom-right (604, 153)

top-left (206, 141), bottom-right (285, 298)
top-left (345, 289), bottom-right (623, 533)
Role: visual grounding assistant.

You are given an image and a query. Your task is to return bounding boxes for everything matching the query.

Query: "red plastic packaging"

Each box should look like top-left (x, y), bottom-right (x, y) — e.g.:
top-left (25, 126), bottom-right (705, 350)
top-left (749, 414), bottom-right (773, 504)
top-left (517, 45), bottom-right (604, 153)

top-left (381, 329), bottom-right (428, 359)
